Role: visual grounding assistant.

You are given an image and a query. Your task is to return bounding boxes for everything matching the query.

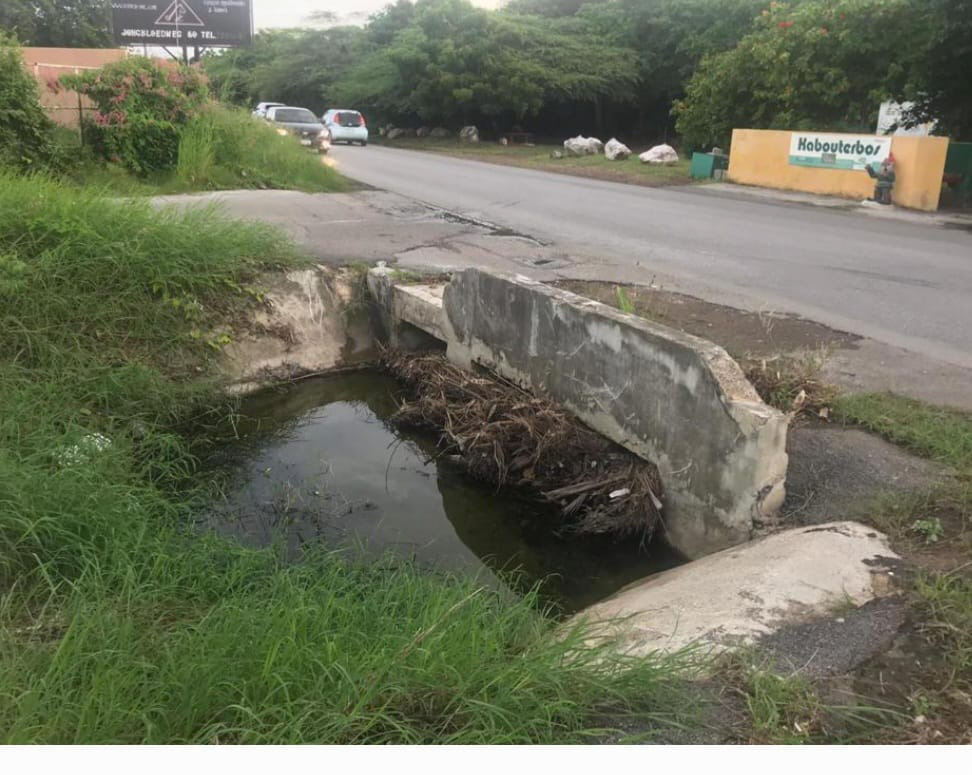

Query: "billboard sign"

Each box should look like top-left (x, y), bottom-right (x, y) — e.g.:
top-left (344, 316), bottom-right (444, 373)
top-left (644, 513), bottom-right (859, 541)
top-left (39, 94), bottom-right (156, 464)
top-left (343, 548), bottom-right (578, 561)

top-left (788, 132), bottom-right (891, 171)
top-left (876, 101), bottom-right (936, 136)
top-left (111, 1), bottom-right (253, 47)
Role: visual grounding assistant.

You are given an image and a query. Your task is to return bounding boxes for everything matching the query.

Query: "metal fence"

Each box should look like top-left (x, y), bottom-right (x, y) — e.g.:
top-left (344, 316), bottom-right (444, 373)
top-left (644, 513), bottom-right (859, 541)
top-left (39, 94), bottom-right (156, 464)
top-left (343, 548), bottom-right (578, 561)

top-left (30, 62), bottom-right (101, 139)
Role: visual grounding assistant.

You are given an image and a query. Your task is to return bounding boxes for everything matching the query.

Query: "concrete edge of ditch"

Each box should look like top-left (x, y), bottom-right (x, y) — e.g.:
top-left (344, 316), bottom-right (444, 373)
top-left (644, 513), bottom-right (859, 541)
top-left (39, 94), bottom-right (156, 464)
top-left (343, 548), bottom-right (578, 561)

top-left (221, 265), bottom-right (375, 393)
top-left (569, 520), bottom-right (901, 657)
top-left (367, 265), bottom-right (790, 560)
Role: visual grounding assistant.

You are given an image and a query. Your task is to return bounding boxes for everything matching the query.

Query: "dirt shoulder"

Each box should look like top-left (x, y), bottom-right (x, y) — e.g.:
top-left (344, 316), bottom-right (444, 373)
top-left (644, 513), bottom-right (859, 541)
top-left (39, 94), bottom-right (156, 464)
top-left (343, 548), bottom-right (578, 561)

top-left (375, 138), bottom-right (695, 188)
top-left (553, 279), bottom-right (972, 413)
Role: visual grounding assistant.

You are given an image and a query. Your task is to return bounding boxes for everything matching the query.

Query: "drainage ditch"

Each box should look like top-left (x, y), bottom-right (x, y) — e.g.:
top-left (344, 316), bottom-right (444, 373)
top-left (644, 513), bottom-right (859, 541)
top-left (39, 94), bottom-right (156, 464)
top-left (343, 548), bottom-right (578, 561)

top-left (202, 369), bottom-right (683, 614)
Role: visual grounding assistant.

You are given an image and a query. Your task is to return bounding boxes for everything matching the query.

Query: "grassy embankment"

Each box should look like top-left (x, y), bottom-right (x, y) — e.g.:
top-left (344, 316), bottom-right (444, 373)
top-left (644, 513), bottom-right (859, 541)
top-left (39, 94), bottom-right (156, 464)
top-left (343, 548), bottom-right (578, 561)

top-left (0, 174), bottom-right (692, 743)
top-left (68, 106), bottom-right (349, 196)
top-left (376, 137), bottom-right (694, 187)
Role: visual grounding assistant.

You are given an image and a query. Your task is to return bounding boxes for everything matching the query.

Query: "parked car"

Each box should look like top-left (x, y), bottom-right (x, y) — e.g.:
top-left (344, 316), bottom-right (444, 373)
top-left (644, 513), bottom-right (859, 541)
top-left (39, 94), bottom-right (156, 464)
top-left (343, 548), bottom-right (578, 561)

top-left (322, 109), bottom-right (368, 146)
top-left (265, 106), bottom-right (331, 154)
top-left (251, 101), bottom-right (285, 119)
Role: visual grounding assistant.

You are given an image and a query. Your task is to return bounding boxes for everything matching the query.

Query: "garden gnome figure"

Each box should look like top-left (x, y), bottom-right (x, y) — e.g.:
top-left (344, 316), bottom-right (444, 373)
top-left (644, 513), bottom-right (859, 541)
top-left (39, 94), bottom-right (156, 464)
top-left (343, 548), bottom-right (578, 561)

top-left (866, 154), bottom-right (896, 205)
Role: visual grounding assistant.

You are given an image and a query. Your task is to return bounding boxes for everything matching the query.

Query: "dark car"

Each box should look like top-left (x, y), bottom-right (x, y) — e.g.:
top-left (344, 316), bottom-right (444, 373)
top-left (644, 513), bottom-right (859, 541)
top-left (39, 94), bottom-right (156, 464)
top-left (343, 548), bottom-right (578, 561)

top-left (264, 106), bottom-right (331, 154)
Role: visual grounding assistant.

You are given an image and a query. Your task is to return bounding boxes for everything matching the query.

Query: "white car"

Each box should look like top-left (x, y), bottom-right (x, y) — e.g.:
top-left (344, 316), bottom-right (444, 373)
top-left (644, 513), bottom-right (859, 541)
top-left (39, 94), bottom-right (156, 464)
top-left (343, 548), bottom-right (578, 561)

top-left (251, 101), bottom-right (285, 119)
top-left (322, 109), bottom-right (369, 146)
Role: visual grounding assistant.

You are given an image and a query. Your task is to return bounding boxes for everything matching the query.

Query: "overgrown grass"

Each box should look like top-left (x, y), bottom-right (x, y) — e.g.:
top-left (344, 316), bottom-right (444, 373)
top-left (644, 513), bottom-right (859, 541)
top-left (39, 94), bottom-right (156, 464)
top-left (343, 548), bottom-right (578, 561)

top-left (174, 106), bottom-right (348, 193)
top-left (743, 350), bottom-right (837, 417)
top-left (59, 105), bottom-right (348, 195)
top-left (0, 173), bottom-right (688, 743)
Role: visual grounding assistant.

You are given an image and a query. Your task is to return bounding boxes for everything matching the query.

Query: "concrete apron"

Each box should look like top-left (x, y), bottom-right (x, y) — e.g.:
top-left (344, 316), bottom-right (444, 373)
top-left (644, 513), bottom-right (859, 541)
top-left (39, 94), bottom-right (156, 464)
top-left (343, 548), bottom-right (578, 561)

top-left (368, 266), bottom-right (789, 559)
top-left (569, 521), bottom-right (899, 656)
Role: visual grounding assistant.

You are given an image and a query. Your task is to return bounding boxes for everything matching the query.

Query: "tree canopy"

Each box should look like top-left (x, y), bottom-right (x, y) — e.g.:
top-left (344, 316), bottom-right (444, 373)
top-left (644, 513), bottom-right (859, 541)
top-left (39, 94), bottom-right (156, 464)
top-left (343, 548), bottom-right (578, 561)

top-left (674, 0), bottom-right (933, 150)
top-left (0, 0), bottom-right (112, 48)
top-left (197, 0), bottom-right (970, 144)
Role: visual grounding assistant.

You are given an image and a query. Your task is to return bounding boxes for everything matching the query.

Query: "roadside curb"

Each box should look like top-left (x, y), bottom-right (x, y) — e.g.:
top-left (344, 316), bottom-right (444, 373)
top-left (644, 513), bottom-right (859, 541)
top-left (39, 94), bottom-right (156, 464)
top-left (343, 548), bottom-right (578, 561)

top-left (697, 182), bottom-right (972, 228)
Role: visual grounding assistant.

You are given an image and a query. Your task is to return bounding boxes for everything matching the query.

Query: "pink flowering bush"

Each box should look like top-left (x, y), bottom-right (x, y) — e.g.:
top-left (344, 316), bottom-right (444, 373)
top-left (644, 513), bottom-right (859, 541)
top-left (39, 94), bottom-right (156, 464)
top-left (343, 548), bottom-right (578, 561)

top-left (61, 57), bottom-right (207, 176)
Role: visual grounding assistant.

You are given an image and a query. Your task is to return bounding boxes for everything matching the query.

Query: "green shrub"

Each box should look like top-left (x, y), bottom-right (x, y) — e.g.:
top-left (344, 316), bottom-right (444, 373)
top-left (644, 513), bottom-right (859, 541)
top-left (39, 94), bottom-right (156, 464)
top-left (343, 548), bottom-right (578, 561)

top-left (61, 57), bottom-right (207, 176)
top-left (0, 32), bottom-right (58, 171)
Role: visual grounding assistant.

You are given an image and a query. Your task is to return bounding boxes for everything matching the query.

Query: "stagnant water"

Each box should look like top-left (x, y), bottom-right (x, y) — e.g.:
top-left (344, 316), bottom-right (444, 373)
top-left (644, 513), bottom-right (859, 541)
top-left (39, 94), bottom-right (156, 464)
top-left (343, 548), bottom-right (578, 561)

top-left (203, 370), bottom-right (682, 613)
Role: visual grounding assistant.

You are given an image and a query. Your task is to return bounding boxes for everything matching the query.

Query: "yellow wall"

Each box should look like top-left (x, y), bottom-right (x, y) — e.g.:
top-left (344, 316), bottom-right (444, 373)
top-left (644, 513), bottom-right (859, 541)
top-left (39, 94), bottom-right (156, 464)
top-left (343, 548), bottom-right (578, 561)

top-left (727, 129), bottom-right (949, 211)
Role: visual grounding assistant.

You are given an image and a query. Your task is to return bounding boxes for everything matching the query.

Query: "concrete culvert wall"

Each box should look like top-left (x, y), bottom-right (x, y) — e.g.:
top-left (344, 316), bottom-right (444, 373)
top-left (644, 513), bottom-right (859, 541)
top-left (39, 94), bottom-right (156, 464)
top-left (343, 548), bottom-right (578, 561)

top-left (222, 266), bottom-right (375, 392)
top-left (369, 266), bottom-right (790, 559)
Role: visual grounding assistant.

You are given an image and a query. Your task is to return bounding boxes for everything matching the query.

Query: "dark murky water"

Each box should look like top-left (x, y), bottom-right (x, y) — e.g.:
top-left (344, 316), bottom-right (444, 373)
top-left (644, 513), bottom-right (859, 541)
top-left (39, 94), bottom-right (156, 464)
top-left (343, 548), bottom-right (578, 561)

top-left (203, 371), bottom-right (682, 613)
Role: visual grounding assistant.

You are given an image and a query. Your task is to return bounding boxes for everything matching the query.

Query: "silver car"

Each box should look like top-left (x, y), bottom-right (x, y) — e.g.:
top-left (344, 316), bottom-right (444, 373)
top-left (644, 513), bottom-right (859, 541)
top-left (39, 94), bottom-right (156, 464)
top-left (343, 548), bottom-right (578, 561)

top-left (322, 109), bottom-right (369, 146)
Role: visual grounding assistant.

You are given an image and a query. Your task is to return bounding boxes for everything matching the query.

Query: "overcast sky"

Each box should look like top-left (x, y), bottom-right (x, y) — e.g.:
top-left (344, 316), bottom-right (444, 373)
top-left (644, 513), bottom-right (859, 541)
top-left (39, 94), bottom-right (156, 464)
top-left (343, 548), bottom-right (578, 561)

top-left (254, 1), bottom-right (503, 30)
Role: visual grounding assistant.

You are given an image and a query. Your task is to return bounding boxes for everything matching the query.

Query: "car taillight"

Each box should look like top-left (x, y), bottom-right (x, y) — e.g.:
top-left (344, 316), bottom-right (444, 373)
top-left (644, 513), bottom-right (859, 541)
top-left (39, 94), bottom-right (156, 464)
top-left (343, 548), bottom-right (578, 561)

top-left (359, 114), bottom-right (366, 127)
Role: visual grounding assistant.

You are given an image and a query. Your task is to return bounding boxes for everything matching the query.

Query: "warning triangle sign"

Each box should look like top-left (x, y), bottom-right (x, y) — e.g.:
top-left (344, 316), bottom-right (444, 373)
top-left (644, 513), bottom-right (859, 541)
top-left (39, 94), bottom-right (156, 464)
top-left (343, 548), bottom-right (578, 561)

top-left (155, 0), bottom-right (204, 27)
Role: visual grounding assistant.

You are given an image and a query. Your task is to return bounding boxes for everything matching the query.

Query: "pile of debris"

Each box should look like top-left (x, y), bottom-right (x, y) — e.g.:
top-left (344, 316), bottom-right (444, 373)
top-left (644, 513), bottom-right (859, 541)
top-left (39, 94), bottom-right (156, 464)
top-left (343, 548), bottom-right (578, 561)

top-left (381, 349), bottom-right (663, 539)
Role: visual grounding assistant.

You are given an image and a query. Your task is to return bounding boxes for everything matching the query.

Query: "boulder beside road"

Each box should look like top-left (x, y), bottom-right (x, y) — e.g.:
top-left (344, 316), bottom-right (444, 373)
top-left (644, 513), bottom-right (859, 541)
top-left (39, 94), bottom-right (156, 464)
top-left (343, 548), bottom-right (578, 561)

top-left (564, 135), bottom-right (603, 157)
top-left (459, 125), bottom-right (480, 143)
top-left (604, 138), bottom-right (632, 161)
top-left (640, 143), bottom-right (680, 165)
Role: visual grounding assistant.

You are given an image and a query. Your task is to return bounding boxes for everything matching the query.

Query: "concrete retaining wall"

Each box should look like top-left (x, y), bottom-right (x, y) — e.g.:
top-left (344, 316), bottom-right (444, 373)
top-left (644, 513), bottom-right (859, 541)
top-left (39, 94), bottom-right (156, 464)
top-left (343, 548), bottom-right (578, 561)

top-left (370, 267), bottom-right (789, 558)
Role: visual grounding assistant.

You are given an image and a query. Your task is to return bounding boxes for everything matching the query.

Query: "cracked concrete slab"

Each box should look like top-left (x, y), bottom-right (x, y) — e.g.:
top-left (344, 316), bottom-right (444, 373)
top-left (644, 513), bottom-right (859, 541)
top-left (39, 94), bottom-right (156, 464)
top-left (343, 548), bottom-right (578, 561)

top-left (571, 522), bottom-right (900, 656)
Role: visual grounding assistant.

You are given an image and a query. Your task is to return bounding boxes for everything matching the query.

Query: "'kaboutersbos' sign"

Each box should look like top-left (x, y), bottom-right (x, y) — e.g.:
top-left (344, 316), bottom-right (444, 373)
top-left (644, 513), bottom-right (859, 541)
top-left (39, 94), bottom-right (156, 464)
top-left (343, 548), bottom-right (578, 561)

top-left (788, 132), bottom-right (891, 170)
top-left (111, 0), bottom-right (253, 47)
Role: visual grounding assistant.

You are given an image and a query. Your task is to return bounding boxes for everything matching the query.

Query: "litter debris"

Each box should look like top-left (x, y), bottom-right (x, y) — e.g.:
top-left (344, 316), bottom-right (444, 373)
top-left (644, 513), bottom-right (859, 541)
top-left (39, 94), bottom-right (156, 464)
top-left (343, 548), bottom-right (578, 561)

top-left (381, 349), bottom-right (663, 539)
top-left (57, 432), bottom-right (112, 466)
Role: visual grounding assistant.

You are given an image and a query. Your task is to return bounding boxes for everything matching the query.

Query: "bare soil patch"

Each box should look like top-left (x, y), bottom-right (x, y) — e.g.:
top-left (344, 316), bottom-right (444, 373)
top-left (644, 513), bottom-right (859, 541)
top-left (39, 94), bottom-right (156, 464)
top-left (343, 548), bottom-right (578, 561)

top-left (553, 279), bottom-right (860, 359)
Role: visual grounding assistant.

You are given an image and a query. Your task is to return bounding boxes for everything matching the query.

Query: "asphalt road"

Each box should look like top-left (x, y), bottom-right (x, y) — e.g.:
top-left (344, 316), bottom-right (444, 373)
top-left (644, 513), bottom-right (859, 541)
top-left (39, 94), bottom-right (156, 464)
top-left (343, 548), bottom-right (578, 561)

top-left (331, 145), bottom-right (972, 369)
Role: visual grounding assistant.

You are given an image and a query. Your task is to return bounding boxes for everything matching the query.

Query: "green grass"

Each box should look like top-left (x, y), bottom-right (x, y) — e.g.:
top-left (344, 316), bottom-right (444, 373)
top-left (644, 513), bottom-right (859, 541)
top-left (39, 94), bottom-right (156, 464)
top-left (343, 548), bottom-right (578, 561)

top-left (743, 667), bottom-right (821, 744)
top-left (0, 173), bottom-right (689, 743)
top-left (833, 393), bottom-right (972, 471)
top-left (916, 573), bottom-right (972, 689)
top-left (378, 137), bottom-right (693, 186)
top-left (59, 105), bottom-right (349, 196)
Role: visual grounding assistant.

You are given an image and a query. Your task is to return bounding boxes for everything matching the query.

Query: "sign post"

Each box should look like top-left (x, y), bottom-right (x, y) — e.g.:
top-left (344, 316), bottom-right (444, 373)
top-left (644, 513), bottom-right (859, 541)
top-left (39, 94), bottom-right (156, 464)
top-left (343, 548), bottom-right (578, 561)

top-left (110, 1), bottom-right (253, 51)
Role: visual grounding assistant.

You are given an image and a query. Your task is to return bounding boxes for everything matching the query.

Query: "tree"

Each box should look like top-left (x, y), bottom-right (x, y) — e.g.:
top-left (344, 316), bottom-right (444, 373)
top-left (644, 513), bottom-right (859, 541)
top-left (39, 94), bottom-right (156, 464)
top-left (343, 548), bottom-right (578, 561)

top-left (576, 0), bottom-right (767, 137)
top-left (0, 0), bottom-right (112, 48)
top-left (367, 0), bottom-right (416, 45)
top-left (505, 0), bottom-right (607, 16)
top-left (674, 0), bottom-right (933, 151)
top-left (332, 0), bottom-right (636, 129)
top-left (904, 0), bottom-right (972, 139)
top-left (204, 26), bottom-right (370, 115)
